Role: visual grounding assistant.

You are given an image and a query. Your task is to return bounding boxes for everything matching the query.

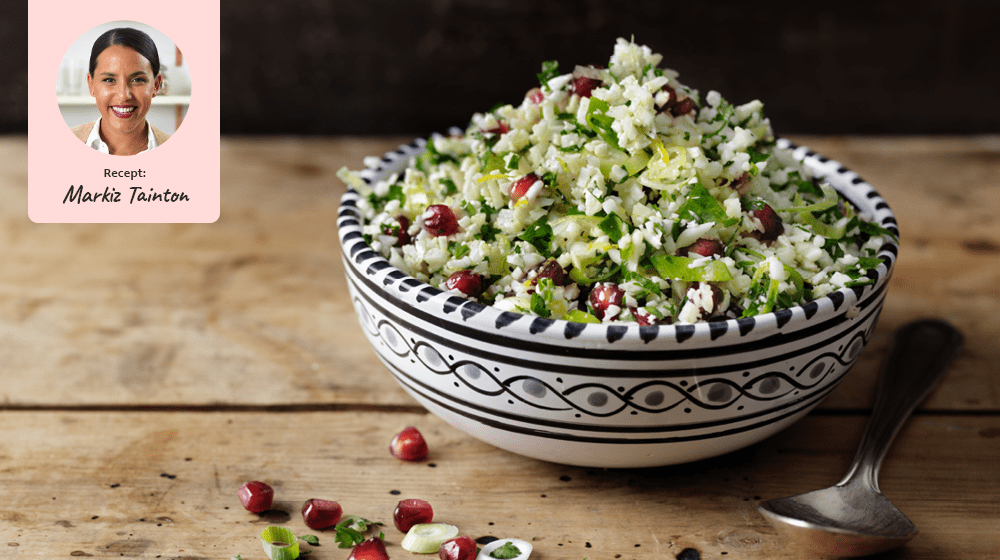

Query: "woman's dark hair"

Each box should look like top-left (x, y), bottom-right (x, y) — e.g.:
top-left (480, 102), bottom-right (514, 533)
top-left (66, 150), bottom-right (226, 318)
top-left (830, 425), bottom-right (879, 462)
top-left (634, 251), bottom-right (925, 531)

top-left (88, 27), bottom-right (160, 77)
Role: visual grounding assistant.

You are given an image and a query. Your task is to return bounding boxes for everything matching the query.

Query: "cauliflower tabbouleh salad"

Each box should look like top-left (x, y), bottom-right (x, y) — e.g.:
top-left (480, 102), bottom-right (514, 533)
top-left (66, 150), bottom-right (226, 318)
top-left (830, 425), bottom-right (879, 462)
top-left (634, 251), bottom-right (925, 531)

top-left (338, 38), bottom-right (895, 325)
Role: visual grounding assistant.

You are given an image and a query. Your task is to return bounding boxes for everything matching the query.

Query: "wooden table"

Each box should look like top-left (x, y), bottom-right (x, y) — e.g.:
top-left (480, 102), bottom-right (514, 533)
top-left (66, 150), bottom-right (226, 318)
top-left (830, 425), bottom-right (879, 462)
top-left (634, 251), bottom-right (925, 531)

top-left (1, 135), bottom-right (997, 559)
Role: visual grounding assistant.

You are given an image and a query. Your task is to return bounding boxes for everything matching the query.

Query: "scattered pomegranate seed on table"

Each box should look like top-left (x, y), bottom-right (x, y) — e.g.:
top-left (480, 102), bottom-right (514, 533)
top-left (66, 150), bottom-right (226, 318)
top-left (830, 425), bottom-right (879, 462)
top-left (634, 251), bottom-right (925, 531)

top-left (390, 426), bottom-right (429, 461)
top-left (301, 498), bottom-right (343, 530)
top-left (348, 536), bottom-right (390, 560)
top-left (394, 498), bottom-right (434, 532)
top-left (439, 536), bottom-right (478, 560)
top-left (237, 480), bottom-right (273, 513)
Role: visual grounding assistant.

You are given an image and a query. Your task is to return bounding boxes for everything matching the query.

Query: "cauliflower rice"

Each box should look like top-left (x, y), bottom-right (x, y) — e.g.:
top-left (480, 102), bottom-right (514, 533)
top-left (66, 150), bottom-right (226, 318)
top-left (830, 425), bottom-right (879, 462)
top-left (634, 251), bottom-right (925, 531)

top-left (338, 38), bottom-right (894, 325)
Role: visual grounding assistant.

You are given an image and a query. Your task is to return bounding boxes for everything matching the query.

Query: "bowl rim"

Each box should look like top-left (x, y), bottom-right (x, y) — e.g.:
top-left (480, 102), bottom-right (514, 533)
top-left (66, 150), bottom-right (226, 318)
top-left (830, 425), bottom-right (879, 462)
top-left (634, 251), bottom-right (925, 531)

top-left (337, 135), bottom-right (898, 344)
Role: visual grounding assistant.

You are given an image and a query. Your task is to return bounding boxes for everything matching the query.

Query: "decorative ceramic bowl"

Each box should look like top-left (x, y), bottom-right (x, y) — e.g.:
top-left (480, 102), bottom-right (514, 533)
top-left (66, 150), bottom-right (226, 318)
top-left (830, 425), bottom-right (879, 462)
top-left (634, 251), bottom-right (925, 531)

top-left (337, 138), bottom-right (898, 468)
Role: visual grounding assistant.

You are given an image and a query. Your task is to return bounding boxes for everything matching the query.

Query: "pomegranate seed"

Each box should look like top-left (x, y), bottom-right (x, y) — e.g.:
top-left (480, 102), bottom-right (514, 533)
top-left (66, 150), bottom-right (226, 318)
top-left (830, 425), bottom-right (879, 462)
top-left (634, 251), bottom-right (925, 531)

top-left (445, 270), bottom-right (484, 298)
top-left (729, 172), bottom-right (752, 196)
top-left (679, 238), bottom-right (724, 258)
top-left (589, 282), bottom-right (625, 321)
top-left (390, 426), bottom-right (429, 461)
top-left (482, 121), bottom-right (509, 135)
top-left (691, 282), bottom-right (726, 317)
top-left (527, 88), bottom-right (545, 104)
top-left (237, 481), bottom-right (274, 513)
top-left (659, 84), bottom-right (679, 110)
top-left (571, 76), bottom-right (600, 98)
top-left (393, 498), bottom-right (434, 532)
top-left (671, 97), bottom-right (696, 117)
top-left (631, 307), bottom-right (656, 326)
top-left (510, 173), bottom-right (540, 203)
top-left (301, 498), bottom-right (343, 530)
top-left (749, 202), bottom-right (784, 242)
top-left (659, 84), bottom-right (697, 117)
top-left (384, 215), bottom-right (412, 246)
top-left (423, 205), bottom-right (459, 237)
top-left (439, 536), bottom-right (477, 560)
top-left (532, 259), bottom-right (565, 286)
top-left (348, 537), bottom-right (389, 560)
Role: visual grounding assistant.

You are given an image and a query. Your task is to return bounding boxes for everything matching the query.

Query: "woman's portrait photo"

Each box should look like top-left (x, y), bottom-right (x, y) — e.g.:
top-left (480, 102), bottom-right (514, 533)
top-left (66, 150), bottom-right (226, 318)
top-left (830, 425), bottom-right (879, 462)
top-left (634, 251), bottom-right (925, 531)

top-left (59, 21), bottom-right (190, 156)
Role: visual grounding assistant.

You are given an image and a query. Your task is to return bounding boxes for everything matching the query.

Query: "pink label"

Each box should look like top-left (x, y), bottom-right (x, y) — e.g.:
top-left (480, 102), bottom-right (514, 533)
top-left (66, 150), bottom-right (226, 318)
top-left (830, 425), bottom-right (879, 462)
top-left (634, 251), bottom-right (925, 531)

top-left (28, 3), bottom-right (220, 223)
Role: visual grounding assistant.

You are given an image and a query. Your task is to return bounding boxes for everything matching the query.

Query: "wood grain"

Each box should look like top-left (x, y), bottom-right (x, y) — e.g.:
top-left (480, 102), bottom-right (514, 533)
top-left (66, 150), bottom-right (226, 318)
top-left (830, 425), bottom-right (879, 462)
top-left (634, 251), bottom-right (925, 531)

top-left (0, 136), bottom-right (997, 411)
top-left (1, 135), bottom-right (999, 559)
top-left (0, 410), bottom-right (997, 560)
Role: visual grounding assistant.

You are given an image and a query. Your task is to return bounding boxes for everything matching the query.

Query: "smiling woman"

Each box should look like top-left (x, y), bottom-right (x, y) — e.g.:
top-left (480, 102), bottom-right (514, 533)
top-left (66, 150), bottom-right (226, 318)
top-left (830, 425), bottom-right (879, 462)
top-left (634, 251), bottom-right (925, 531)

top-left (69, 27), bottom-right (171, 156)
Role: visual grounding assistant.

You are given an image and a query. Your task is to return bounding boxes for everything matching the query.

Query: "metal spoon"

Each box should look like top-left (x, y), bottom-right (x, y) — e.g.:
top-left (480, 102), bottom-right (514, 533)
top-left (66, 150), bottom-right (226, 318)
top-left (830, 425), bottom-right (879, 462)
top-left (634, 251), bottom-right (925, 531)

top-left (758, 319), bottom-right (963, 557)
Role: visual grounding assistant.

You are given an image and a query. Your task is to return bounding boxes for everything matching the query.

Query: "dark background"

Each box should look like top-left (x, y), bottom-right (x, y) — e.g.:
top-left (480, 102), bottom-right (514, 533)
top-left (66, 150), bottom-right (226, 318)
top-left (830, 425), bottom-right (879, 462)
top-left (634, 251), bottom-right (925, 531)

top-left (3, 1), bottom-right (998, 136)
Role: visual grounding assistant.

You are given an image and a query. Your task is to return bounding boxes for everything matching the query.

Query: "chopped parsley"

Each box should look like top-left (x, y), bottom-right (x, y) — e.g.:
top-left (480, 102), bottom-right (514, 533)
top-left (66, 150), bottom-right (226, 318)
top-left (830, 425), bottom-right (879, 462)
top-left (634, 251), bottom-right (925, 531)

top-left (490, 542), bottom-right (523, 559)
top-left (598, 212), bottom-right (627, 243)
top-left (584, 97), bottom-right (621, 150)
top-left (478, 203), bottom-right (501, 242)
top-left (679, 182), bottom-right (740, 227)
top-left (521, 215), bottom-right (553, 257)
top-left (367, 183), bottom-right (404, 208)
top-left (537, 60), bottom-right (560, 86)
top-left (449, 241), bottom-right (471, 259)
top-left (440, 177), bottom-right (459, 196)
top-left (425, 138), bottom-right (458, 166)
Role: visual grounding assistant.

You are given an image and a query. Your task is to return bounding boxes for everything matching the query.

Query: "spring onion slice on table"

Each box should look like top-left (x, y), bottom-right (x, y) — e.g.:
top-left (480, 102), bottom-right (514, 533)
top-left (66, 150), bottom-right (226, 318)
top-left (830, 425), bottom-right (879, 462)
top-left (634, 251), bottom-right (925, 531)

top-left (401, 523), bottom-right (460, 553)
top-left (260, 526), bottom-right (300, 560)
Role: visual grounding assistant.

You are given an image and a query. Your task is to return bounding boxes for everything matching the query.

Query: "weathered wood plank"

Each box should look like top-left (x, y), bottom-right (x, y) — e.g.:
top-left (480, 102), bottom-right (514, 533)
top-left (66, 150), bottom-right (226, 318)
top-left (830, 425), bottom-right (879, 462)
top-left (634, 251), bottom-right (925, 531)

top-left (0, 136), bottom-right (997, 410)
top-left (0, 410), bottom-right (997, 559)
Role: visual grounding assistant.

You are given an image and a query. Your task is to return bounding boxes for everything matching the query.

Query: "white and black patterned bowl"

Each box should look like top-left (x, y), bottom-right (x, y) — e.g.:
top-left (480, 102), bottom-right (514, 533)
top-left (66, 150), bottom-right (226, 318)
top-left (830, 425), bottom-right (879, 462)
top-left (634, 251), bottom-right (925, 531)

top-left (337, 137), bottom-right (898, 468)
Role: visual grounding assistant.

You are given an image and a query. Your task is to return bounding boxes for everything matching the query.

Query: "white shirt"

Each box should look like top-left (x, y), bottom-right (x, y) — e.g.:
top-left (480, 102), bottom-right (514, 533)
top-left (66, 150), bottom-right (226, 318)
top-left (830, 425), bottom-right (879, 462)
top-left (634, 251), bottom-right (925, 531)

top-left (84, 117), bottom-right (158, 155)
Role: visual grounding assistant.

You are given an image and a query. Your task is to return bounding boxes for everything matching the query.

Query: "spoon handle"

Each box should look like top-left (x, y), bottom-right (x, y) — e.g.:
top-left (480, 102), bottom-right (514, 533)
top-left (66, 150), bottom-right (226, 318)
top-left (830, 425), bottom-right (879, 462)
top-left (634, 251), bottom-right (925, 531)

top-left (840, 319), bottom-right (963, 491)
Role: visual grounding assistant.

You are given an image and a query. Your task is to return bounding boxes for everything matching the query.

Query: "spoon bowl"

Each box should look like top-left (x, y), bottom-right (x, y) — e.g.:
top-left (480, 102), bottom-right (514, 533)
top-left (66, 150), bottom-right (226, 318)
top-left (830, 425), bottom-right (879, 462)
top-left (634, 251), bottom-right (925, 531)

top-left (759, 484), bottom-right (917, 556)
top-left (758, 319), bottom-right (963, 557)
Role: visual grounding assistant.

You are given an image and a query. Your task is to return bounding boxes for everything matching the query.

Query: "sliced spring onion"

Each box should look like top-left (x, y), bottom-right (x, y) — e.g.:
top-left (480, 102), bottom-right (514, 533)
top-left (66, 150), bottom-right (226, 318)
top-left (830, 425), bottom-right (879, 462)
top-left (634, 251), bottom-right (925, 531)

top-left (568, 265), bottom-right (617, 286)
top-left (649, 255), bottom-right (733, 282)
top-left (762, 278), bottom-right (781, 314)
top-left (800, 210), bottom-right (848, 239)
top-left (260, 527), bottom-right (300, 560)
top-left (400, 523), bottom-right (459, 554)
top-left (336, 167), bottom-right (368, 190)
top-left (487, 237), bottom-right (512, 277)
top-left (475, 538), bottom-right (534, 560)
top-left (623, 150), bottom-right (652, 176)
top-left (784, 265), bottom-right (805, 303)
top-left (598, 149), bottom-right (651, 178)
top-left (565, 309), bottom-right (601, 323)
top-left (776, 183), bottom-right (839, 214)
top-left (584, 98), bottom-right (621, 150)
